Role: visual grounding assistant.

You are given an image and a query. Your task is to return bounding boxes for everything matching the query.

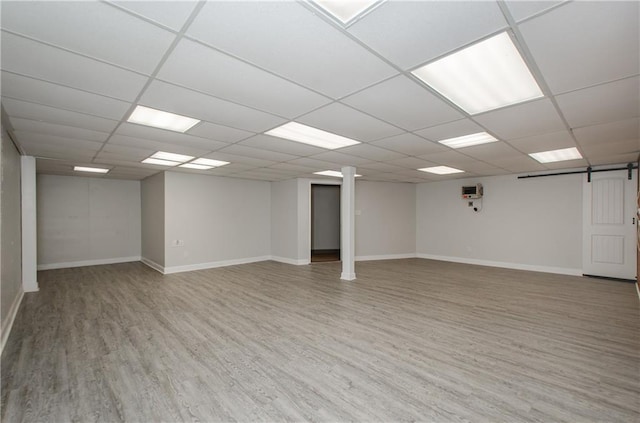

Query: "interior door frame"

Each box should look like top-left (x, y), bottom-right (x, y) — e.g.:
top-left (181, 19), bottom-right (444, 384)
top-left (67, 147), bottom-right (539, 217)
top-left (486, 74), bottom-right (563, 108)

top-left (310, 183), bottom-right (341, 261)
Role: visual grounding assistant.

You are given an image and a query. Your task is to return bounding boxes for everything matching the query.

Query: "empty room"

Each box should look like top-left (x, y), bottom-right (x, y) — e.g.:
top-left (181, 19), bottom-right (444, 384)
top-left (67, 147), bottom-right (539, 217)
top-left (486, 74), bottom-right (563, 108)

top-left (1, 0), bottom-right (639, 421)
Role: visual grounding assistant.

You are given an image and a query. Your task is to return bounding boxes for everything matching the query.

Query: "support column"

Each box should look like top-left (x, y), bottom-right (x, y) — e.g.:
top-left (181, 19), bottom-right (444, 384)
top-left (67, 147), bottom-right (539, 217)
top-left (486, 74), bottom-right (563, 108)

top-left (341, 166), bottom-right (356, 281)
top-left (21, 156), bottom-right (38, 292)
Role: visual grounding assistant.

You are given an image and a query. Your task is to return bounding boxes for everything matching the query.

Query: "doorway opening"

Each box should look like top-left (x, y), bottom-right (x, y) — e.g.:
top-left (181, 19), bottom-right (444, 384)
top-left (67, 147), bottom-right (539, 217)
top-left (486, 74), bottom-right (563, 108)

top-left (311, 184), bottom-right (340, 263)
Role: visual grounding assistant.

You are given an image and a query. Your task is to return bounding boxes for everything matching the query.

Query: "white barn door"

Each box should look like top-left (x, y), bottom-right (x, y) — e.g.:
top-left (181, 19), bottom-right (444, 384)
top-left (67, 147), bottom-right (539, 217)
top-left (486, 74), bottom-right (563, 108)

top-left (583, 170), bottom-right (637, 280)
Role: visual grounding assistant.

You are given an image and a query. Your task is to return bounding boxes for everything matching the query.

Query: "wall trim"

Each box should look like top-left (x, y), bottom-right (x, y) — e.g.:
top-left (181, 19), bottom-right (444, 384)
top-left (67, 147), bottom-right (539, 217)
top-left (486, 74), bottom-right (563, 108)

top-left (416, 253), bottom-right (583, 276)
top-left (1, 288), bottom-right (24, 355)
top-left (37, 256), bottom-right (141, 271)
top-left (270, 256), bottom-right (309, 265)
top-left (141, 257), bottom-right (165, 274)
top-left (163, 255), bottom-right (271, 274)
top-left (356, 253), bottom-right (417, 262)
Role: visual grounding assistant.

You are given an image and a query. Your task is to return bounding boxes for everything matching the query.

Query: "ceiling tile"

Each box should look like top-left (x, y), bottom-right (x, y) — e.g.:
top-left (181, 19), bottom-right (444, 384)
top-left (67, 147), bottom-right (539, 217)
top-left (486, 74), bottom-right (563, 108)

top-left (109, 1), bottom-right (198, 31)
top-left (342, 75), bottom-right (463, 131)
top-left (116, 123), bottom-right (229, 151)
top-left (357, 162), bottom-right (407, 173)
top-left (22, 143), bottom-right (97, 161)
top-left (15, 131), bottom-right (103, 151)
top-left (414, 119), bottom-right (486, 142)
top-left (139, 80), bottom-right (286, 133)
top-left (488, 156), bottom-right (546, 173)
top-left (556, 77), bottom-right (640, 129)
top-left (519, 1), bottom-right (639, 93)
top-left (370, 133), bottom-right (448, 156)
top-left (239, 134), bottom-right (327, 157)
top-left (186, 1), bottom-right (397, 98)
top-left (268, 163), bottom-right (322, 173)
top-left (2, 1), bottom-right (175, 74)
top-left (187, 122), bottom-right (254, 144)
top-left (388, 156), bottom-right (439, 169)
top-left (108, 134), bottom-right (210, 158)
top-left (418, 150), bottom-right (485, 169)
top-left (1, 72), bottom-right (130, 120)
top-left (298, 103), bottom-right (403, 142)
top-left (1, 32), bottom-right (147, 101)
top-left (158, 39), bottom-right (331, 117)
top-left (10, 118), bottom-right (109, 143)
top-left (100, 144), bottom-right (155, 160)
top-left (348, 1), bottom-right (507, 69)
top-left (2, 98), bottom-right (119, 133)
top-left (199, 151), bottom-right (276, 168)
top-left (572, 118), bottom-right (639, 150)
top-left (309, 151), bottom-right (375, 166)
top-left (587, 152), bottom-right (640, 167)
top-left (504, 1), bottom-right (565, 22)
top-left (474, 99), bottom-right (565, 140)
top-left (507, 130), bottom-right (576, 154)
top-left (287, 157), bottom-right (336, 169)
top-left (458, 142), bottom-right (522, 162)
top-left (217, 144), bottom-right (300, 163)
top-left (336, 143), bottom-right (408, 161)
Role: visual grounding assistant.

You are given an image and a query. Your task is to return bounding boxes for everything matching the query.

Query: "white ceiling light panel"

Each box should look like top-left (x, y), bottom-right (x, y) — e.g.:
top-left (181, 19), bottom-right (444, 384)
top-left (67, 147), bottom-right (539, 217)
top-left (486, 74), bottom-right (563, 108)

top-left (266, 122), bottom-right (361, 150)
top-left (528, 147), bottom-right (583, 163)
top-left (418, 166), bottom-right (465, 175)
top-left (150, 151), bottom-right (195, 163)
top-left (128, 105), bottom-right (201, 133)
top-left (141, 158), bottom-right (181, 166)
top-left (314, 170), bottom-right (362, 178)
top-left (73, 166), bottom-right (110, 174)
top-left (412, 32), bottom-right (544, 115)
top-left (438, 132), bottom-right (498, 148)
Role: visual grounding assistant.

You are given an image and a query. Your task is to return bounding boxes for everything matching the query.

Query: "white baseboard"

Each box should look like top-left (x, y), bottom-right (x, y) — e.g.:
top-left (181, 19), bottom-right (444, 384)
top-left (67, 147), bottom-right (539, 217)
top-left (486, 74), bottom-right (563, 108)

top-left (356, 253), bottom-right (416, 262)
top-left (141, 257), bottom-right (165, 274)
top-left (416, 253), bottom-right (583, 276)
top-left (37, 256), bottom-right (141, 271)
top-left (270, 256), bottom-right (310, 265)
top-left (1, 288), bottom-right (24, 355)
top-left (164, 255), bottom-right (271, 275)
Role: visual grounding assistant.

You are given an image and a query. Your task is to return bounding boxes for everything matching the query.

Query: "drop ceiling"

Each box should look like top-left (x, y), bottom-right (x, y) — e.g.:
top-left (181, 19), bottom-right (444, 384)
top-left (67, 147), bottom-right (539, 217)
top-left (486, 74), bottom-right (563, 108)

top-left (1, 0), bottom-right (638, 182)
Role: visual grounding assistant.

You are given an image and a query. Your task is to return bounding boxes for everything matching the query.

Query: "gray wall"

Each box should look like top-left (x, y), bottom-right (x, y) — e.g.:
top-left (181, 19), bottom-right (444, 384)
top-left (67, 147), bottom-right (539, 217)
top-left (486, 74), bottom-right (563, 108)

top-left (37, 174), bottom-right (141, 268)
top-left (355, 181), bottom-right (416, 258)
top-left (1, 129), bottom-right (22, 330)
top-left (271, 179), bottom-right (299, 261)
top-left (141, 172), bottom-right (165, 267)
top-left (312, 184), bottom-right (340, 250)
top-left (416, 173), bottom-right (583, 273)
top-left (164, 172), bottom-right (271, 270)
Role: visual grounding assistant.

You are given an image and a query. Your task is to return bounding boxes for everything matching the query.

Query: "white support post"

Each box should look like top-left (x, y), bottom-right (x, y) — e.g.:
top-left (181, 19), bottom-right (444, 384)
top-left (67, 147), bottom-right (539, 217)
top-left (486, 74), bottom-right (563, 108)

top-left (341, 166), bottom-right (356, 281)
top-left (21, 156), bottom-right (38, 292)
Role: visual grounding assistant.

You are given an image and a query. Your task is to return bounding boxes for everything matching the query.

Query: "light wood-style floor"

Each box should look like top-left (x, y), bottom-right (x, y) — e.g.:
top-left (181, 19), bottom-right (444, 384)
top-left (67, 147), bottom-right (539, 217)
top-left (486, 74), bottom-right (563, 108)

top-left (2, 259), bottom-right (639, 422)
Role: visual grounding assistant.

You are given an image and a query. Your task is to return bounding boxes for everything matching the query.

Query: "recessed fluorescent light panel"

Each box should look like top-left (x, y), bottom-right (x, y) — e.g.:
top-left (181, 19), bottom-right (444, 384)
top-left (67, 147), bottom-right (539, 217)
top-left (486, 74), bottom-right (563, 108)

top-left (73, 166), bottom-right (109, 174)
top-left (528, 147), bottom-right (582, 163)
top-left (314, 170), bottom-right (362, 178)
top-left (179, 163), bottom-right (214, 170)
top-left (265, 122), bottom-right (360, 150)
top-left (312, 0), bottom-right (379, 24)
top-left (150, 151), bottom-right (194, 163)
top-left (412, 32), bottom-right (543, 115)
top-left (438, 132), bottom-right (498, 149)
top-left (191, 158), bottom-right (230, 167)
top-left (141, 158), bottom-right (181, 166)
top-left (128, 105), bottom-right (200, 133)
top-left (418, 166), bottom-right (465, 175)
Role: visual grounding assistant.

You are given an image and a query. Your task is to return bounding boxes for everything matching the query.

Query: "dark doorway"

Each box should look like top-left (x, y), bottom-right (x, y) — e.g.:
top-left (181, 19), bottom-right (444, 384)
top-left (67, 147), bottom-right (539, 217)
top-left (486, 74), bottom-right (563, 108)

top-left (311, 184), bottom-right (340, 263)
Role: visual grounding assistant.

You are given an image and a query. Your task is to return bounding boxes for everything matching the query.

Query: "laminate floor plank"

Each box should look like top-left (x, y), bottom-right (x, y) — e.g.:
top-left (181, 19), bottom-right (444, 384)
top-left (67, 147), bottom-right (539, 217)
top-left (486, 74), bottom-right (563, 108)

top-left (1, 259), bottom-right (638, 422)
